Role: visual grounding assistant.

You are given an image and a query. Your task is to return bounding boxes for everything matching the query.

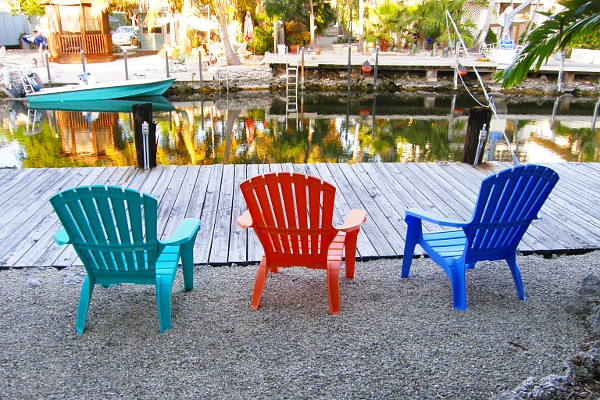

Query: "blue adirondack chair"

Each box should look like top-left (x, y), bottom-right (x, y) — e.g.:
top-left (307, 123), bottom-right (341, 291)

top-left (401, 164), bottom-right (559, 310)
top-left (50, 185), bottom-right (201, 333)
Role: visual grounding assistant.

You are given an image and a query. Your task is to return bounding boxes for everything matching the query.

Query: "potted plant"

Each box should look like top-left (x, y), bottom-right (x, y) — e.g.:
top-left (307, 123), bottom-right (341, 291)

top-left (364, 33), bottom-right (394, 52)
top-left (285, 21), bottom-right (310, 54)
top-left (332, 36), bottom-right (346, 55)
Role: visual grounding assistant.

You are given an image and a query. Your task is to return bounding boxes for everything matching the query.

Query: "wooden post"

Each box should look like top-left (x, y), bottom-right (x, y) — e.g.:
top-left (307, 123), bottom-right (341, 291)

top-left (133, 103), bottom-right (157, 169)
top-left (462, 106), bottom-right (492, 165)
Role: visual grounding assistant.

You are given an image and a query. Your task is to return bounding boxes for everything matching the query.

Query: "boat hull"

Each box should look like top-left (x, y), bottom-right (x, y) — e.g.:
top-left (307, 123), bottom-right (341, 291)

top-left (26, 78), bottom-right (176, 103)
top-left (28, 96), bottom-right (175, 112)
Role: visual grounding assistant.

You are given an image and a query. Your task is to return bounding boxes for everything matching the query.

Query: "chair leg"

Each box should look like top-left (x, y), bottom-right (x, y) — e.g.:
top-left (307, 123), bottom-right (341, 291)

top-left (180, 240), bottom-right (196, 292)
top-left (506, 256), bottom-right (526, 301)
top-left (449, 265), bottom-right (467, 311)
top-left (251, 257), bottom-right (269, 310)
top-left (327, 261), bottom-right (341, 314)
top-left (343, 231), bottom-right (359, 279)
top-left (156, 275), bottom-right (174, 333)
top-left (401, 215), bottom-right (422, 278)
top-left (76, 275), bottom-right (95, 334)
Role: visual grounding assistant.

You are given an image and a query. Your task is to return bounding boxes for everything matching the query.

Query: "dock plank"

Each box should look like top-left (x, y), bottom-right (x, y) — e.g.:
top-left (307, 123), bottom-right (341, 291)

top-left (1, 167), bottom-right (107, 267)
top-left (185, 165), bottom-right (214, 264)
top-left (209, 164), bottom-right (235, 264)
top-left (1, 162), bottom-right (599, 268)
top-left (228, 164), bottom-right (248, 263)
top-left (195, 164), bottom-right (224, 264)
top-left (17, 168), bottom-right (119, 268)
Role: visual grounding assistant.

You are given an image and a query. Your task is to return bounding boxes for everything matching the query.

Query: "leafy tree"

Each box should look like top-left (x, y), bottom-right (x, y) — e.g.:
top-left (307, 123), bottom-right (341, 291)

top-left (412, 0), bottom-right (479, 50)
top-left (497, 0), bottom-right (600, 87)
top-left (264, 0), bottom-right (335, 36)
top-left (7, 0), bottom-right (44, 17)
top-left (364, 0), bottom-right (408, 51)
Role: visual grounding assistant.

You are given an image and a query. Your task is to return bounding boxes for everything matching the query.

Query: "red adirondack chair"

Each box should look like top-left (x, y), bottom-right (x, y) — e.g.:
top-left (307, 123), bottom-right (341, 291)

top-left (237, 172), bottom-right (367, 314)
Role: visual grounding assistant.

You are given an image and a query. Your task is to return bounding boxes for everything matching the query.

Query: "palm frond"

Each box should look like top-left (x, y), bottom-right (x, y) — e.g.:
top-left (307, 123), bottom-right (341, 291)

top-left (497, 0), bottom-right (600, 87)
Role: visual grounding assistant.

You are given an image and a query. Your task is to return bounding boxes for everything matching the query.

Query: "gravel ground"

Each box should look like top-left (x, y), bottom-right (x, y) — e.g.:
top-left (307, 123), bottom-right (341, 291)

top-left (1, 252), bottom-right (598, 399)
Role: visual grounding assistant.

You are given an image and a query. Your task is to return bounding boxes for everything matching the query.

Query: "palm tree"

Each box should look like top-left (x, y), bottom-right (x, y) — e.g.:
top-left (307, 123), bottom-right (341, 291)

top-left (364, 0), bottom-right (404, 51)
top-left (498, 0), bottom-right (600, 88)
top-left (413, 0), bottom-right (479, 51)
top-left (212, 0), bottom-right (241, 65)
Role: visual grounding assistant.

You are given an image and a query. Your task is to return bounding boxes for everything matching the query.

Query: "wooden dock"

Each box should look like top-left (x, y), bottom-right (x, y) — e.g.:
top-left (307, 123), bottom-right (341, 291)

top-left (1, 162), bottom-right (599, 268)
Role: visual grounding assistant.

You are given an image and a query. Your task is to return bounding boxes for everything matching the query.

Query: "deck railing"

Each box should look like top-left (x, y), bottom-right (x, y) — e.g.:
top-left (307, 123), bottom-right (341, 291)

top-left (48, 33), bottom-right (111, 56)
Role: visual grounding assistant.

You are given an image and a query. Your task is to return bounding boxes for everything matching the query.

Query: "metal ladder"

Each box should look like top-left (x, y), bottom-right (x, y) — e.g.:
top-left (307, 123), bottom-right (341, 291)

top-left (285, 61), bottom-right (298, 113)
top-left (285, 59), bottom-right (298, 129)
top-left (18, 70), bottom-right (34, 95)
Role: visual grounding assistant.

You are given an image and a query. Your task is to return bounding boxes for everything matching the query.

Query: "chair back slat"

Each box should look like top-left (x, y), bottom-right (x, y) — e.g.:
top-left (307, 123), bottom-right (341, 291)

top-left (466, 165), bottom-right (559, 261)
top-left (50, 185), bottom-right (160, 278)
top-left (240, 172), bottom-right (337, 265)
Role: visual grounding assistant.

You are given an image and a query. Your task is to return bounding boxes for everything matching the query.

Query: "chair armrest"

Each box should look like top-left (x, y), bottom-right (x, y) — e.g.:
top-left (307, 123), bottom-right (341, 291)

top-left (405, 209), bottom-right (468, 228)
top-left (54, 227), bottom-right (71, 245)
top-left (236, 210), bottom-right (253, 229)
top-left (335, 209), bottom-right (367, 232)
top-left (161, 218), bottom-right (201, 246)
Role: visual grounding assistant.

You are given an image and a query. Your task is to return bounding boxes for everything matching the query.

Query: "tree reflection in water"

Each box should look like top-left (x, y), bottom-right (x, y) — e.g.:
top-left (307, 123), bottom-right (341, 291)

top-left (1, 94), bottom-right (598, 168)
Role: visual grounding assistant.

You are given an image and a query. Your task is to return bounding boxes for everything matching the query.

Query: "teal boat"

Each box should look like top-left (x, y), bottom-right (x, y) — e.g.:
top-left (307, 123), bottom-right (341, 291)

top-left (26, 77), bottom-right (176, 104)
top-left (28, 96), bottom-right (176, 112)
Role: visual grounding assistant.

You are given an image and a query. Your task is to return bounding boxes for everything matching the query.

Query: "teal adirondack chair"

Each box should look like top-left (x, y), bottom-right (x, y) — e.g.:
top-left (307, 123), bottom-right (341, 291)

top-left (50, 185), bottom-right (200, 333)
top-left (401, 164), bottom-right (559, 310)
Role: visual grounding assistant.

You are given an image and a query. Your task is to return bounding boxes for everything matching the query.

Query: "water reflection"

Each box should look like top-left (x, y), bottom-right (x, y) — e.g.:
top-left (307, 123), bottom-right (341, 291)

top-left (1, 93), bottom-right (598, 168)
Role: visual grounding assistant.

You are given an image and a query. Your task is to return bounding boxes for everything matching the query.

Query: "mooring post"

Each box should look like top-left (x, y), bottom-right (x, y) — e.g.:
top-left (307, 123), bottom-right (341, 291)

top-left (373, 43), bottom-right (379, 89)
top-left (165, 51), bottom-right (170, 78)
top-left (557, 51), bottom-right (564, 92)
top-left (44, 51), bottom-right (51, 87)
top-left (80, 50), bottom-right (86, 73)
top-left (123, 50), bottom-right (129, 80)
top-left (301, 48), bottom-right (305, 90)
top-left (132, 103), bottom-right (156, 169)
top-left (198, 48), bottom-right (203, 88)
top-left (462, 106), bottom-right (492, 165)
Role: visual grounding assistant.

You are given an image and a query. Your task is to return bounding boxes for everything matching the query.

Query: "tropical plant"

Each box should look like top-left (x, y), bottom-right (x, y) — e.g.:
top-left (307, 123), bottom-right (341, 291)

top-left (497, 0), bottom-right (600, 87)
top-left (264, 0), bottom-right (335, 36)
top-left (252, 20), bottom-right (275, 54)
top-left (7, 0), bottom-right (44, 16)
top-left (285, 20), bottom-right (310, 46)
top-left (412, 0), bottom-right (479, 50)
top-left (364, 0), bottom-right (405, 51)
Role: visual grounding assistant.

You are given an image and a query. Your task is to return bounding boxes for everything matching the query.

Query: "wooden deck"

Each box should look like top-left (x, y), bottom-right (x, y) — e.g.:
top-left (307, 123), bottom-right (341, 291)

top-left (1, 162), bottom-right (599, 268)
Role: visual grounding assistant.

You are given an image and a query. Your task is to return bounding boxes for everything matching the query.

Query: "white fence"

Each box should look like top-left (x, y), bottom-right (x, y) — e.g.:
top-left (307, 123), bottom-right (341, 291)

top-left (0, 12), bottom-right (30, 47)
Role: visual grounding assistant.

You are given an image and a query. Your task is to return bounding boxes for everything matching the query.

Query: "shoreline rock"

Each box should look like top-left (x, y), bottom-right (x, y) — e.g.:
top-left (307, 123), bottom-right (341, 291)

top-left (166, 66), bottom-right (600, 98)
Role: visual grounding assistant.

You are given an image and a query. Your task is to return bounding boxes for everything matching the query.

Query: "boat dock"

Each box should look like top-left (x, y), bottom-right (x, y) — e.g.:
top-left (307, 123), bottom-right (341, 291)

top-left (1, 45), bottom-right (599, 88)
top-left (1, 161), bottom-right (599, 269)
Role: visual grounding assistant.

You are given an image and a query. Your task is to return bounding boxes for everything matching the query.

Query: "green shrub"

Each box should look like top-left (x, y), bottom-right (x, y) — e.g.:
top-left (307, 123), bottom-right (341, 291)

top-left (285, 20), bottom-right (310, 46)
top-left (252, 22), bottom-right (274, 54)
top-left (570, 31), bottom-right (600, 50)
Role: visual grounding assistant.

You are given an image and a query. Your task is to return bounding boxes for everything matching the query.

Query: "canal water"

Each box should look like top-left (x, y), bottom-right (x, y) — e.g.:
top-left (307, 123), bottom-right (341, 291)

top-left (1, 93), bottom-right (598, 168)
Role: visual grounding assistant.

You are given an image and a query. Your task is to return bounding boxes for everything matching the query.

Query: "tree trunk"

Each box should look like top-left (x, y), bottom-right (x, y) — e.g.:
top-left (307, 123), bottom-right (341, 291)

top-left (177, 0), bottom-right (192, 50)
top-left (224, 108), bottom-right (241, 164)
top-left (215, 2), bottom-right (241, 66)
